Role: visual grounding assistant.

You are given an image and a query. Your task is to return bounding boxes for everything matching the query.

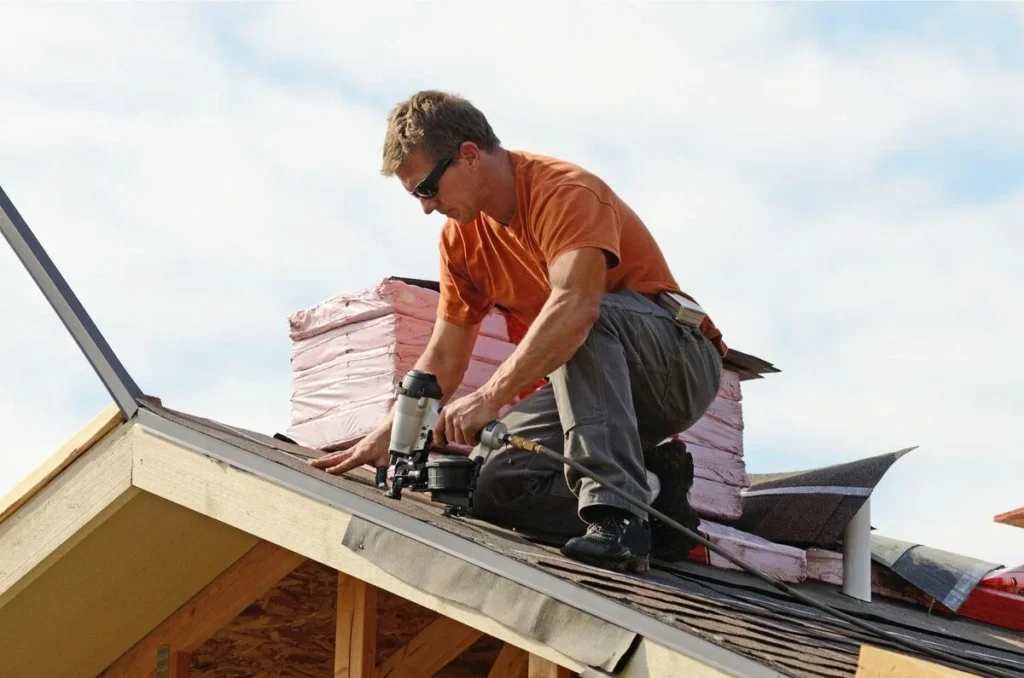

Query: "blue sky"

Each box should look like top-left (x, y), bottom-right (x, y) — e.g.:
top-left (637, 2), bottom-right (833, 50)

top-left (1, 3), bottom-right (1023, 565)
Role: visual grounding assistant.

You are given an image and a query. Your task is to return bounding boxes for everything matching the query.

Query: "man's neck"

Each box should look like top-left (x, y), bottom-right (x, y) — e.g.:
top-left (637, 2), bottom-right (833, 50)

top-left (479, 148), bottom-right (517, 225)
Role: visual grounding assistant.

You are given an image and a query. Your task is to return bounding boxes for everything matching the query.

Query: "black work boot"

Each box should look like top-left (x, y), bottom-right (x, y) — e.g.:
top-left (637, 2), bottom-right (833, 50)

top-left (645, 439), bottom-right (702, 562)
top-left (560, 506), bottom-right (651, 573)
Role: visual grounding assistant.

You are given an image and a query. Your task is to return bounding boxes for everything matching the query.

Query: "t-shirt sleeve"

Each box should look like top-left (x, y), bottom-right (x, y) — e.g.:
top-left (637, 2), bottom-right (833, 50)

top-left (438, 224), bottom-right (492, 326)
top-left (532, 184), bottom-right (622, 269)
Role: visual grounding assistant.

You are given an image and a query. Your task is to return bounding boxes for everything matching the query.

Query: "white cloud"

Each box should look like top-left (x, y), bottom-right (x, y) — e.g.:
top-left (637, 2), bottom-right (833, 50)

top-left (1, 3), bottom-right (1022, 569)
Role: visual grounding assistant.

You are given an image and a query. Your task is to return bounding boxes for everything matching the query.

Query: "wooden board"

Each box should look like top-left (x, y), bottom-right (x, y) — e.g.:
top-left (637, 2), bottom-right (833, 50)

top-left (855, 646), bottom-right (974, 677)
top-left (487, 644), bottom-right (529, 678)
top-left (2, 491), bottom-right (257, 678)
top-left (336, 574), bottom-right (377, 678)
top-left (527, 655), bottom-right (573, 678)
top-left (376, 616), bottom-right (482, 678)
top-left (0, 423), bottom-right (135, 610)
top-left (0, 402), bottom-right (122, 525)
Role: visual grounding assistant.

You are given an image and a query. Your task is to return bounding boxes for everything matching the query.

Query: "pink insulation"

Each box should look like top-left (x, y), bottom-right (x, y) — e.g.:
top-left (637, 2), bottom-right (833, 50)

top-left (701, 521), bottom-right (808, 583)
top-left (806, 548), bottom-right (844, 585)
top-left (287, 280), bottom-right (519, 449)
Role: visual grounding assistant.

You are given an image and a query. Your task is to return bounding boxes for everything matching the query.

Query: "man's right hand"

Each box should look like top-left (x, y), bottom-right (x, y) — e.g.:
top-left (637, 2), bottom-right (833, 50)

top-left (308, 428), bottom-right (390, 475)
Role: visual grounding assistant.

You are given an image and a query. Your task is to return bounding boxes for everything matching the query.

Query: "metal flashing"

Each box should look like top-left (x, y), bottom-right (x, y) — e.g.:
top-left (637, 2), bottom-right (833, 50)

top-left (135, 407), bottom-right (783, 678)
top-left (0, 186), bottom-right (142, 419)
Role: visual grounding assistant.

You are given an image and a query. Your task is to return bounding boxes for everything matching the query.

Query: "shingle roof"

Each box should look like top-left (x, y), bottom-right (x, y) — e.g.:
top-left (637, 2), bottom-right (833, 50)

top-left (140, 399), bottom-right (1024, 678)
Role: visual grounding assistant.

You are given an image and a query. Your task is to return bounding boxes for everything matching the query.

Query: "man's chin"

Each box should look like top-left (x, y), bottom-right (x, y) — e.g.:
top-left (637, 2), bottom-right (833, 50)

top-left (449, 210), bottom-right (478, 226)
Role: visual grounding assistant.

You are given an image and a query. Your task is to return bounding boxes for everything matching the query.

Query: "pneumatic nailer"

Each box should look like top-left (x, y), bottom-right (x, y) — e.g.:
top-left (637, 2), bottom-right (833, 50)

top-left (379, 369), bottom-right (483, 515)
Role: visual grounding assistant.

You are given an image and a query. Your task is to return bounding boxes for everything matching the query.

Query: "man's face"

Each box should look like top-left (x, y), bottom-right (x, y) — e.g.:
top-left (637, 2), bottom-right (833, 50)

top-left (396, 146), bottom-right (480, 225)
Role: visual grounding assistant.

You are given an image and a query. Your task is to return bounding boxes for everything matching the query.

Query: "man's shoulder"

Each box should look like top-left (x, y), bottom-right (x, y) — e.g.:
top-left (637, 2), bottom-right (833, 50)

top-left (512, 150), bottom-right (607, 194)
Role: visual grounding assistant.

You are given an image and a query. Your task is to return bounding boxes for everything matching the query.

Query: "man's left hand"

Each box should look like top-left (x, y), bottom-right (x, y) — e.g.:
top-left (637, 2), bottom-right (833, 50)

top-left (434, 390), bottom-right (502, 447)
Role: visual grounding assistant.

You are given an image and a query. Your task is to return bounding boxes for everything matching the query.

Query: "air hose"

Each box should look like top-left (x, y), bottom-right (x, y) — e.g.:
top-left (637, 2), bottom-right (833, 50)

top-left (479, 423), bottom-right (1016, 678)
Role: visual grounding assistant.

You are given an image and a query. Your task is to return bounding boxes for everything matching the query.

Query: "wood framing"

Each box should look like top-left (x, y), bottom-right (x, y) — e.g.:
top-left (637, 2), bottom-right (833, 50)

top-left (103, 540), bottom-right (306, 678)
top-left (0, 402), bottom-right (121, 524)
top-left (855, 646), bottom-right (975, 677)
top-left (528, 654), bottom-right (574, 678)
top-left (0, 422), bottom-right (135, 611)
top-left (487, 644), bottom-right (529, 678)
top-left (335, 573), bottom-right (378, 678)
top-left (376, 615), bottom-right (483, 678)
top-left (132, 427), bottom-right (587, 673)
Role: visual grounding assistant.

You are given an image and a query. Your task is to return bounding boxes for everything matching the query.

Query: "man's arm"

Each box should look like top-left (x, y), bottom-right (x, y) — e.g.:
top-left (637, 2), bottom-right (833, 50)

top-left (310, 317), bottom-right (480, 474)
top-left (483, 246), bottom-right (607, 407)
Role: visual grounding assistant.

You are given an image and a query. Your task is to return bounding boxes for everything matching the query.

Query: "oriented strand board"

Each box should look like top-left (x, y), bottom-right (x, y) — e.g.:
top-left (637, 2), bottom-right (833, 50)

top-left (189, 560), bottom-right (514, 678)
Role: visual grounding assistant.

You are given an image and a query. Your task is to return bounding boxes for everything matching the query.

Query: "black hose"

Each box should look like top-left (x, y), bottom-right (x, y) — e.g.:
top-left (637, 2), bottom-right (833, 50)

top-left (501, 434), bottom-right (1017, 678)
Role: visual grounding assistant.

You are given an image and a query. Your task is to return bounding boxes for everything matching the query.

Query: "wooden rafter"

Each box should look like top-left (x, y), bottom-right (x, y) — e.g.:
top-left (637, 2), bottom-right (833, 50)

top-left (375, 615), bottom-right (483, 678)
top-left (335, 573), bottom-right (377, 678)
top-left (528, 654), bottom-right (574, 678)
top-left (487, 643), bottom-right (529, 678)
top-left (102, 540), bottom-right (305, 678)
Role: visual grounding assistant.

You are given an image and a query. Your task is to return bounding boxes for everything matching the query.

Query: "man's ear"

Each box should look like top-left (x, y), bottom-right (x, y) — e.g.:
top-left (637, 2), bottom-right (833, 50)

top-left (460, 141), bottom-right (481, 168)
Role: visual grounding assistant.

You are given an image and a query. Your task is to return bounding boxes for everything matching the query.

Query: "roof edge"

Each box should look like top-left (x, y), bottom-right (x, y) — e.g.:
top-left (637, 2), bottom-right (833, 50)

top-left (135, 406), bottom-right (781, 678)
top-left (0, 402), bottom-right (122, 525)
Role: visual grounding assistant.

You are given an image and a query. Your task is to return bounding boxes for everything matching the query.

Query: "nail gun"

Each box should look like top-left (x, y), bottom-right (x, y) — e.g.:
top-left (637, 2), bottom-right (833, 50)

top-left (378, 369), bottom-right (483, 515)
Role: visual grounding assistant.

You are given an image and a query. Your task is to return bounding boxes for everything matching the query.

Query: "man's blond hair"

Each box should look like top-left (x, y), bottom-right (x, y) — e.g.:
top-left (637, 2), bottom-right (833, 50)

top-left (381, 90), bottom-right (501, 176)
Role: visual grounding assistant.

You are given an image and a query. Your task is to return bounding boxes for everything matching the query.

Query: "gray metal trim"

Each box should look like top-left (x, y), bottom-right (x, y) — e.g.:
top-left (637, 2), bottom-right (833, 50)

top-left (135, 408), bottom-right (786, 678)
top-left (0, 186), bottom-right (141, 419)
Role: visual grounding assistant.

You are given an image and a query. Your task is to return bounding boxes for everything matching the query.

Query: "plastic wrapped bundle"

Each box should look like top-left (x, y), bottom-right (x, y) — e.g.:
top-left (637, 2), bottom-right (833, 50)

top-left (286, 279), bottom-right (518, 450)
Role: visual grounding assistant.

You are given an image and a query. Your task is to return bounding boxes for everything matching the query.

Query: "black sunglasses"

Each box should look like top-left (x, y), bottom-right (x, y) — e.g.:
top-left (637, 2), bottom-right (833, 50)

top-left (410, 156), bottom-right (454, 199)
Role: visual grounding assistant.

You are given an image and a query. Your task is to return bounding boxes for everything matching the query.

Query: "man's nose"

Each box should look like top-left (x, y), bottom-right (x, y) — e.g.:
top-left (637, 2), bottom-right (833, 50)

top-left (419, 197), bottom-right (438, 215)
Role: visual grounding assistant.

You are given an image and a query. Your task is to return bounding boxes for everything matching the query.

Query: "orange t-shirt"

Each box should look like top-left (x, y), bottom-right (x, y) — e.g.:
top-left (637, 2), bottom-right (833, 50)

top-left (437, 150), bottom-right (726, 356)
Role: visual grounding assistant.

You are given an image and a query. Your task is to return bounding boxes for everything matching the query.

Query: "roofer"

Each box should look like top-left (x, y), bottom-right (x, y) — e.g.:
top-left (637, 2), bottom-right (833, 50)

top-left (313, 90), bottom-right (727, 573)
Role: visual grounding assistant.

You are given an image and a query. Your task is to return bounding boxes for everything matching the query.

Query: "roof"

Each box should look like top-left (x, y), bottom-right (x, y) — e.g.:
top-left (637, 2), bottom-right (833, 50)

top-left (3, 185), bottom-right (1019, 677)
top-left (137, 398), bottom-right (1024, 678)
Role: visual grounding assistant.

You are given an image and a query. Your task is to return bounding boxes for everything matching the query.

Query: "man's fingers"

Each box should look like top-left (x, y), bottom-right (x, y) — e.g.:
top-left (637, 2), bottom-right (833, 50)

top-left (309, 450), bottom-right (349, 468)
top-left (434, 410), bottom-right (449, 446)
top-left (325, 453), bottom-right (367, 475)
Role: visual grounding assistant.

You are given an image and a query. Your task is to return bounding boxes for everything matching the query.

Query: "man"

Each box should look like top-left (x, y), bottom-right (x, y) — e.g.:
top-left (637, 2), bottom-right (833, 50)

top-left (311, 90), bottom-right (726, 573)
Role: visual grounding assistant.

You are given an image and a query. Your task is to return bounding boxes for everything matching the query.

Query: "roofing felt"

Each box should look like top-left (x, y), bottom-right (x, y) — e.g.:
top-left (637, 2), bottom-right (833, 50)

top-left (138, 399), bottom-right (1024, 678)
top-left (734, 449), bottom-right (914, 546)
top-left (872, 535), bottom-right (1003, 613)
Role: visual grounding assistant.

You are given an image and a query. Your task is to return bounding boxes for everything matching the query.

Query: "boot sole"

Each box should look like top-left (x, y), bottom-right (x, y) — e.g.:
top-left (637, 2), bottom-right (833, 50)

top-left (560, 549), bottom-right (650, 574)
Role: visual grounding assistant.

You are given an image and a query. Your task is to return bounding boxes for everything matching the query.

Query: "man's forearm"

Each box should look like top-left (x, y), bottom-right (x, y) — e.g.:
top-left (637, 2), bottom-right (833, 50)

top-left (481, 290), bottom-right (598, 405)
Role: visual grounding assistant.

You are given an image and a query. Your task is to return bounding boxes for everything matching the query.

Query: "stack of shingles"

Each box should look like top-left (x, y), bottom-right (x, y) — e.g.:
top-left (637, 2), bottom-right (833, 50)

top-left (287, 278), bottom-right (807, 582)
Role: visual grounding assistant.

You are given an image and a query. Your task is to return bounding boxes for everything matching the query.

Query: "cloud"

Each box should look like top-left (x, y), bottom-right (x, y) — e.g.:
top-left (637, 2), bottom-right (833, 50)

top-left (1, 3), bottom-right (1022, 568)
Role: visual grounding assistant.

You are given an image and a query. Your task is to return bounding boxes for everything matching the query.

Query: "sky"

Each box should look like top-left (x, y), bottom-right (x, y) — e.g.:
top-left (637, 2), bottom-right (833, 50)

top-left (1, 4), bottom-right (1022, 566)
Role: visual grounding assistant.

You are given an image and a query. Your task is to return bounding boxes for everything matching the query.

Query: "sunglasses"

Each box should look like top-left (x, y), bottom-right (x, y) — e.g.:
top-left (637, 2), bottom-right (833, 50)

top-left (410, 156), bottom-right (454, 199)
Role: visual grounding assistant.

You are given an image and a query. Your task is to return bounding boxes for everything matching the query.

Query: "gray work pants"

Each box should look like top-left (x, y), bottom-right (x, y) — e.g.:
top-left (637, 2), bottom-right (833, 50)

top-left (468, 289), bottom-right (723, 537)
